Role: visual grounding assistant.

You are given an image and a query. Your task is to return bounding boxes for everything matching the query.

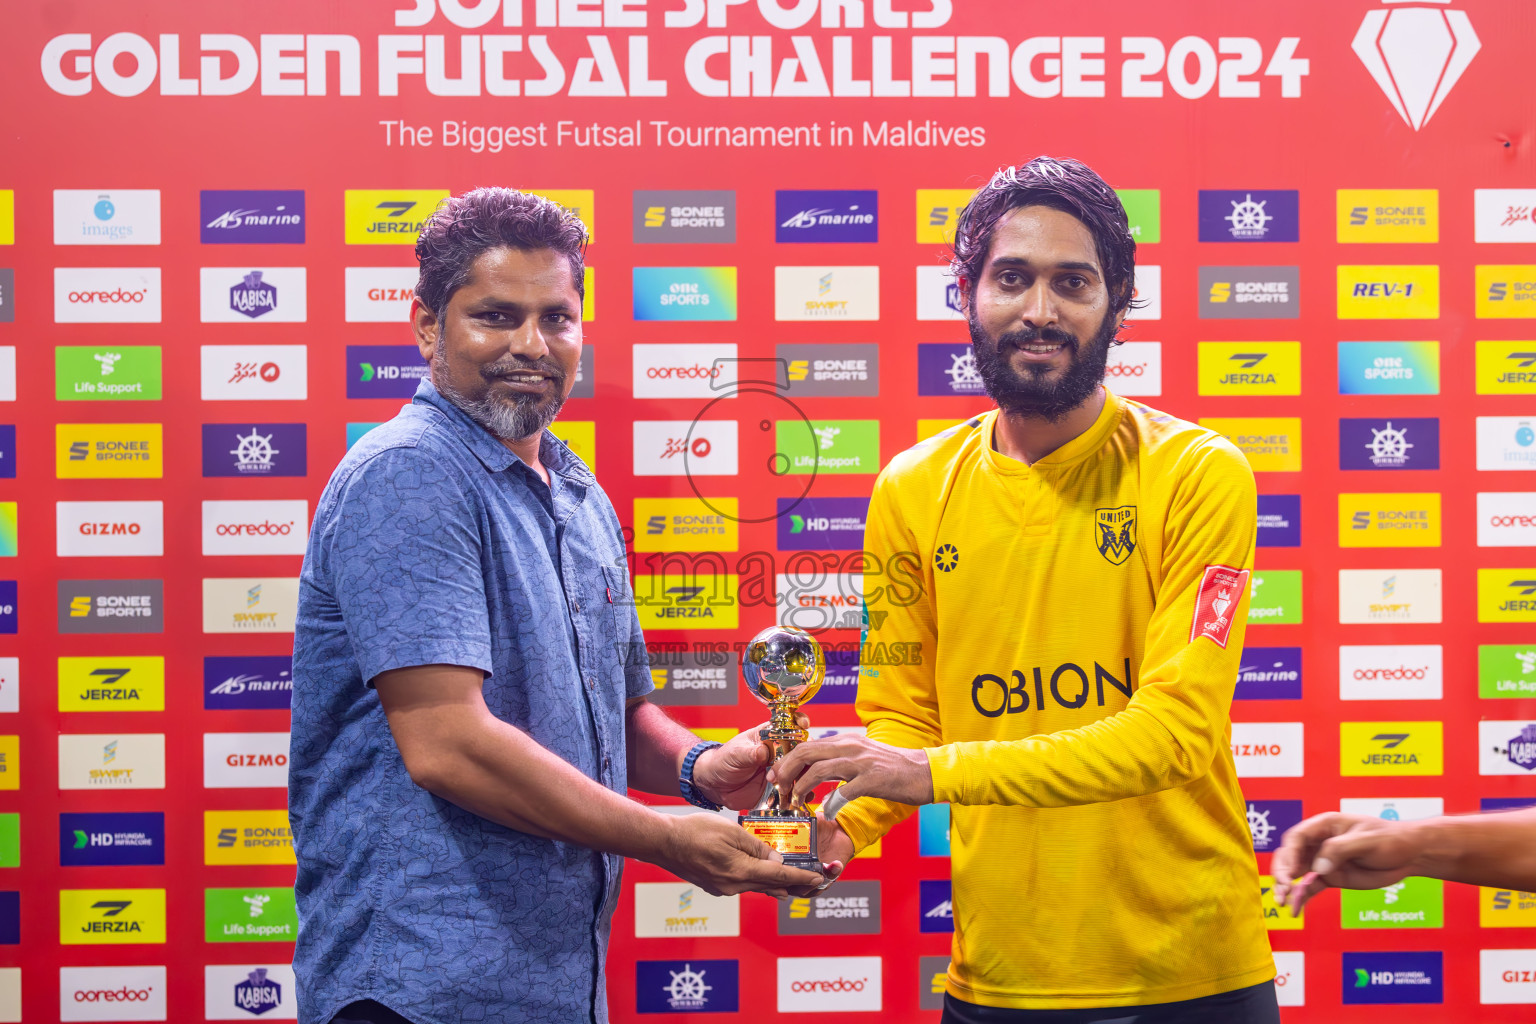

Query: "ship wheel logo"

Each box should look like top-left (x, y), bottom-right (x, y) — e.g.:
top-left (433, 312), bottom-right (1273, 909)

top-left (1247, 804), bottom-right (1276, 849)
top-left (230, 428), bottom-right (279, 472)
top-left (664, 963), bottom-right (712, 1011)
top-left (1225, 194), bottom-right (1274, 239)
top-left (1365, 421), bottom-right (1414, 467)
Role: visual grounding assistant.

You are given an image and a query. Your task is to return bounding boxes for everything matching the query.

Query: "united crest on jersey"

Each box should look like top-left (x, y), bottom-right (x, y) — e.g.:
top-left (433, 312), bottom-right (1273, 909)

top-left (1094, 506), bottom-right (1138, 565)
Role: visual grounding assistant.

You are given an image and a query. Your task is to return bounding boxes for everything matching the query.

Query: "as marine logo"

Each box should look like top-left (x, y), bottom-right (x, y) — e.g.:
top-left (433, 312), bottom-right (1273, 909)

top-left (1095, 506), bottom-right (1137, 565)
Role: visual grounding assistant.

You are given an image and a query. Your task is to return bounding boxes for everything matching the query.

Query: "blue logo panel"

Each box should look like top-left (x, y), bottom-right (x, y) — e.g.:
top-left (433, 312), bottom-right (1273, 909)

top-left (0, 892), bottom-right (16, 944)
top-left (808, 647), bottom-right (859, 705)
top-left (1244, 800), bottom-right (1303, 853)
top-left (59, 812), bottom-right (165, 866)
top-left (1256, 494), bottom-right (1300, 547)
top-left (1198, 190), bottom-right (1300, 242)
top-left (1339, 417), bottom-right (1440, 470)
top-left (1482, 797), bottom-right (1536, 812)
top-left (1235, 647), bottom-right (1302, 701)
top-left (202, 423), bottom-right (307, 478)
top-left (1342, 952), bottom-right (1443, 1004)
top-left (204, 656), bottom-right (293, 710)
top-left (347, 345), bottom-right (430, 399)
top-left (919, 879), bottom-right (953, 933)
top-left (0, 581), bottom-right (15, 634)
top-left (200, 190), bottom-right (306, 244)
top-left (0, 426), bottom-right (13, 479)
top-left (918, 343), bottom-right (986, 396)
top-left (775, 190), bottom-right (879, 243)
top-left (636, 960), bottom-right (738, 1013)
top-left (346, 423), bottom-right (383, 449)
top-left (918, 803), bottom-right (950, 857)
top-left (776, 497), bottom-right (869, 551)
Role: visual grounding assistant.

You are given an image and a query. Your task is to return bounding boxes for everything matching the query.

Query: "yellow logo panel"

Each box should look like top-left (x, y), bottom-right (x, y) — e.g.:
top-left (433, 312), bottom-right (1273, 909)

top-left (524, 190), bottom-right (595, 243)
top-left (1480, 887), bottom-right (1536, 928)
top-left (1476, 265), bottom-right (1536, 318)
top-left (0, 190), bottom-right (12, 245)
top-left (1478, 568), bottom-right (1536, 622)
top-left (1340, 721), bottom-right (1443, 776)
top-left (0, 736), bottom-right (16, 791)
top-left (58, 656), bottom-right (165, 712)
top-left (343, 189), bottom-right (449, 244)
top-left (915, 189), bottom-right (974, 243)
top-left (1260, 876), bottom-right (1304, 930)
top-left (1337, 266), bottom-right (1440, 319)
top-left (1338, 493), bottom-right (1441, 548)
top-left (1336, 189), bottom-right (1438, 243)
top-left (56, 423), bottom-right (163, 479)
top-left (917, 418), bottom-right (975, 443)
top-left (1476, 341), bottom-right (1536, 394)
top-left (582, 266), bottom-right (594, 321)
top-left (204, 810), bottom-right (296, 865)
top-left (692, 728), bottom-right (736, 744)
top-left (551, 420), bottom-right (595, 471)
top-left (60, 888), bottom-right (166, 944)
top-left (634, 498), bottom-right (739, 552)
top-left (1199, 418), bottom-right (1301, 472)
top-left (1198, 342), bottom-right (1301, 396)
top-left (633, 574), bottom-right (739, 631)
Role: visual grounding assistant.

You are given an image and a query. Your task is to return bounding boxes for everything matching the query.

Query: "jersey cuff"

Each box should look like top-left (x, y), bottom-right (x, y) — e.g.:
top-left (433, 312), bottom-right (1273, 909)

top-left (927, 744), bottom-right (970, 805)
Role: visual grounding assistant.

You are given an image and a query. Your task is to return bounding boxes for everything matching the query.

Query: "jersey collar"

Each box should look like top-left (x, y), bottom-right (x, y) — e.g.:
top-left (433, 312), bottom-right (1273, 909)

top-left (979, 387), bottom-right (1126, 474)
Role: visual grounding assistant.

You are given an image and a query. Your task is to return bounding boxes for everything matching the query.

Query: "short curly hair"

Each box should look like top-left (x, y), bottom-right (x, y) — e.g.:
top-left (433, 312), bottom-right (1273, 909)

top-left (950, 156), bottom-right (1137, 318)
top-left (415, 187), bottom-right (588, 318)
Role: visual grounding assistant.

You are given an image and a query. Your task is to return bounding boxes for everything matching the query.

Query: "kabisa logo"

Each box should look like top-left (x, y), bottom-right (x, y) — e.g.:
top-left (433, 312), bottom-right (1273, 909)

top-left (204, 656), bottom-right (293, 711)
top-left (1353, 0), bottom-right (1479, 131)
top-left (919, 879), bottom-right (953, 933)
top-left (347, 345), bottom-right (429, 398)
top-left (233, 968), bottom-right (281, 1016)
top-left (1197, 190), bottom-right (1299, 242)
top-left (1246, 800), bottom-right (1304, 852)
top-left (1235, 647), bottom-right (1303, 701)
top-left (970, 658), bottom-right (1136, 718)
top-left (201, 190), bottom-right (305, 244)
top-left (636, 960), bottom-right (738, 1014)
top-left (59, 812), bottom-right (164, 867)
top-left (1341, 417), bottom-right (1439, 470)
top-left (917, 343), bottom-right (985, 396)
top-left (343, 190), bottom-right (449, 245)
top-left (1199, 267), bottom-right (1299, 319)
top-left (203, 424), bottom-right (306, 478)
top-left (1094, 506), bottom-right (1137, 565)
top-left (775, 190), bottom-right (878, 243)
top-left (1344, 952), bottom-right (1444, 1005)
top-left (200, 267), bottom-right (306, 323)
top-left (776, 497), bottom-right (869, 551)
top-left (632, 267), bottom-right (738, 321)
top-left (1492, 724), bottom-right (1536, 773)
top-left (229, 272), bottom-right (276, 319)
top-left (633, 190), bottom-right (736, 243)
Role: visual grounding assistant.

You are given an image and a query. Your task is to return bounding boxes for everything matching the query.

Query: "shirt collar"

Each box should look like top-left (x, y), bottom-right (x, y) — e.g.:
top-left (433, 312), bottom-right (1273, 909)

top-left (411, 377), bottom-right (593, 486)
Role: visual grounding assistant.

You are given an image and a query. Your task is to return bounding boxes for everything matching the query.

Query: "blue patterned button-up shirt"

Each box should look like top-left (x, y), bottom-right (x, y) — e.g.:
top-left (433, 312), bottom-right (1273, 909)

top-left (290, 379), bottom-right (650, 1024)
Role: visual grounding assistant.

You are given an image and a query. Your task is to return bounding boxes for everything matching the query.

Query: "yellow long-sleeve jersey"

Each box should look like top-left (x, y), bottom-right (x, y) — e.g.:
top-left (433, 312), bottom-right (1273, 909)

top-left (840, 390), bottom-right (1273, 1010)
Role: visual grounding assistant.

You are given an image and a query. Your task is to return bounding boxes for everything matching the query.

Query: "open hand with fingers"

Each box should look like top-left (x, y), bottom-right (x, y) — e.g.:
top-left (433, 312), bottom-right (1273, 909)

top-left (768, 735), bottom-right (935, 819)
top-left (1271, 812), bottom-right (1424, 916)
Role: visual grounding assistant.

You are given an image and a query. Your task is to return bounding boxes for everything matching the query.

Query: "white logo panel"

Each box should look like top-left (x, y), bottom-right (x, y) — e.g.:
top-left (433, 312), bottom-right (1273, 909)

top-left (200, 346), bottom-right (308, 401)
top-left (1476, 190), bottom-right (1536, 243)
top-left (1131, 265), bottom-right (1162, 320)
top-left (1272, 951), bottom-right (1305, 1008)
top-left (202, 501), bottom-right (309, 556)
top-left (1230, 722), bottom-right (1304, 777)
top-left (632, 344), bottom-right (739, 400)
top-left (1105, 341), bottom-right (1162, 396)
top-left (202, 578), bottom-right (301, 634)
top-left (1479, 720), bottom-right (1536, 777)
top-left (1338, 569), bottom-right (1442, 624)
top-left (203, 964), bottom-right (297, 1020)
top-left (775, 266), bottom-right (879, 321)
top-left (632, 420), bottom-right (739, 477)
top-left (776, 573), bottom-right (865, 630)
top-left (1338, 645), bottom-right (1443, 701)
top-left (1479, 493), bottom-right (1536, 547)
top-left (56, 501), bottom-right (165, 557)
top-left (53, 190), bottom-right (161, 246)
top-left (1339, 797), bottom-right (1445, 821)
top-left (1477, 417), bottom-right (1536, 471)
top-left (59, 965), bottom-right (167, 1022)
top-left (203, 733), bottom-right (291, 789)
top-left (58, 733), bottom-right (166, 790)
top-left (777, 956), bottom-right (882, 1013)
top-left (0, 658), bottom-right (17, 714)
top-left (199, 268), bottom-right (307, 323)
top-left (55, 268), bottom-right (162, 323)
top-left (633, 883), bottom-right (741, 938)
top-left (915, 265), bottom-right (965, 321)
top-left (344, 267), bottom-right (417, 322)
top-left (1481, 949), bottom-right (1536, 1005)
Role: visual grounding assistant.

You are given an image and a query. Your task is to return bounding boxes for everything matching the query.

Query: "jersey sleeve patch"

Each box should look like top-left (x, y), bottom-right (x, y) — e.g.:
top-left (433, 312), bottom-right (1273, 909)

top-left (1189, 564), bottom-right (1250, 648)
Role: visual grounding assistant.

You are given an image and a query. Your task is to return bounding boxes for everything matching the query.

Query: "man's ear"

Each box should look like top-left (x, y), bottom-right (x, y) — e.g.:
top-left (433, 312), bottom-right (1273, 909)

top-left (957, 275), bottom-right (974, 316)
top-left (412, 298), bottom-right (439, 362)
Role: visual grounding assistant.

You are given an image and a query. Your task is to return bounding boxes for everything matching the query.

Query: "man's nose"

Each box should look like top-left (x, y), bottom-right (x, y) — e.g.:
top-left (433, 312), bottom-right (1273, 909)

top-left (506, 319), bottom-right (550, 359)
top-left (1019, 281), bottom-right (1058, 328)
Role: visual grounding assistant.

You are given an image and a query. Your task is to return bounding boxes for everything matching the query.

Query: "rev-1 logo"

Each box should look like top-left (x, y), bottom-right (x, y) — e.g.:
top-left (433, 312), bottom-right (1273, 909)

top-left (971, 659), bottom-right (1134, 717)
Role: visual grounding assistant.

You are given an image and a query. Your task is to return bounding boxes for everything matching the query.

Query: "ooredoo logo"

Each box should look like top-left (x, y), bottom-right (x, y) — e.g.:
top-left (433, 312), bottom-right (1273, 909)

top-left (633, 344), bottom-right (738, 400)
top-left (791, 977), bottom-right (867, 993)
top-left (1105, 341), bottom-right (1162, 396)
top-left (55, 268), bottom-right (162, 323)
top-left (202, 501), bottom-right (309, 556)
top-left (1480, 493), bottom-right (1536, 547)
top-left (60, 965), bottom-right (167, 1022)
top-left (777, 956), bottom-right (881, 1012)
top-left (1340, 645), bottom-right (1443, 702)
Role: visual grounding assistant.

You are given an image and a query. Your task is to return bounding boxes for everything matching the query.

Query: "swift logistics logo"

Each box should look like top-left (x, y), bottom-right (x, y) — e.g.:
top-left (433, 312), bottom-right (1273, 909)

top-left (1257, 494), bottom-right (1301, 548)
top-left (633, 882), bottom-right (740, 938)
top-left (1200, 418), bottom-right (1301, 473)
top-left (1477, 265), bottom-right (1536, 318)
top-left (347, 345), bottom-right (428, 399)
top-left (344, 266), bottom-right (416, 322)
top-left (774, 266), bottom-right (879, 321)
top-left (1476, 189), bottom-right (1536, 243)
top-left (1340, 722), bottom-right (1444, 776)
top-left (1198, 267), bottom-right (1299, 319)
top-left (775, 190), bottom-right (878, 243)
top-left (204, 810), bottom-right (295, 865)
top-left (204, 655), bottom-right (293, 711)
top-left (1478, 569), bottom-right (1536, 623)
top-left (202, 578), bottom-right (300, 634)
top-left (1353, 0), bottom-right (1479, 131)
top-left (1479, 645), bottom-right (1536, 699)
top-left (633, 497), bottom-right (738, 553)
top-left (1343, 952), bottom-right (1443, 1005)
top-left (776, 420), bottom-right (879, 475)
top-left (57, 580), bottom-right (163, 634)
top-left (206, 887), bottom-right (298, 943)
top-left (1479, 720), bottom-right (1536, 775)
top-left (918, 343), bottom-right (986, 396)
top-left (1337, 265), bottom-right (1440, 318)
top-left (779, 343), bottom-right (879, 398)
top-left (1339, 645), bottom-right (1443, 701)
top-left (1340, 417), bottom-right (1439, 470)
top-left (1338, 341), bottom-right (1440, 395)
top-left (779, 880), bottom-right (880, 936)
top-left (200, 267), bottom-right (307, 322)
top-left (58, 812), bottom-right (164, 866)
top-left (1231, 723), bottom-right (1304, 777)
top-left (57, 733), bottom-right (166, 789)
top-left (633, 267), bottom-right (737, 321)
top-left (1338, 492), bottom-right (1441, 547)
top-left (637, 959), bottom-right (739, 1014)
top-left (58, 888), bottom-right (166, 945)
top-left (1246, 800), bottom-right (1303, 853)
top-left (1197, 342), bottom-right (1300, 395)
top-left (1339, 569), bottom-right (1442, 624)
top-left (1337, 189), bottom-right (1439, 243)
top-left (54, 268), bottom-right (161, 323)
top-left (56, 423), bottom-right (162, 479)
top-left (1477, 341), bottom-right (1536, 394)
top-left (633, 190), bottom-right (736, 243)
top-left (200, 190), bottom-right (304, 244)
top-left (56, 501), bottom-right (165, 557)
top-left (58, 655), bottom-right (166, 711)
top-left (56, 346), bottom-right (163, 401)
top-left (343, 189), bottom-right (448, 244)
top-left (1342, 877), bottom-right (1443, 929)
top-left (52, 190), bottom-right (160, 245)
top-left (1197, 190), bottom-right (1299, 242)
top-left (776, 497), bottom-right (869, 551)
top-left (1235, 647), bottom-right (1302, 700)
top-left (203, 424), bottom-right (306, 478)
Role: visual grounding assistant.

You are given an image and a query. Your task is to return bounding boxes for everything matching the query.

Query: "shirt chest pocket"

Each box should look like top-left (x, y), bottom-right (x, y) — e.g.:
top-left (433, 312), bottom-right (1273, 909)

top-left (597, 564), bottom-right (633, 647)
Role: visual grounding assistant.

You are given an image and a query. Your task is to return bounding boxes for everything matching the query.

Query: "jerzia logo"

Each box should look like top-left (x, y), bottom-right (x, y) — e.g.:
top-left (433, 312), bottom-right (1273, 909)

top-left (1353, 0), bottom-right (1480, 131)
top-left (1094, 506), bottom-right (1137, 565)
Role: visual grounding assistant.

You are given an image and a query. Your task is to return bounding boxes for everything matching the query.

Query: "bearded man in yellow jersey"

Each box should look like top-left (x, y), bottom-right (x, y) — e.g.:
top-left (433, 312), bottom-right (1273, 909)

top-left (772, 156), bottom-right (1278, 1023)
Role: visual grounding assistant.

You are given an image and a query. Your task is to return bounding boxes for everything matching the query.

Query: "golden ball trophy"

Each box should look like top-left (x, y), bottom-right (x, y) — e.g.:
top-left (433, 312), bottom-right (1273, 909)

top-left (739, 625), bottom-right (825, 873)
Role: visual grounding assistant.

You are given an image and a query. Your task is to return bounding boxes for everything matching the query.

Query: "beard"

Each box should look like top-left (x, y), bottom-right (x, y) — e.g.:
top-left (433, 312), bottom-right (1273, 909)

top-left (432, 342), bottom-right (568, 443)
top-left (968, 308), bottom-right (1118, 423)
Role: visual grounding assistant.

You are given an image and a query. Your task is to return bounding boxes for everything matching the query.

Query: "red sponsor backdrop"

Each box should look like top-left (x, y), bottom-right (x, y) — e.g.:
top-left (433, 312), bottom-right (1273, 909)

top-left (2, 0), bottom-right (1535, 1020)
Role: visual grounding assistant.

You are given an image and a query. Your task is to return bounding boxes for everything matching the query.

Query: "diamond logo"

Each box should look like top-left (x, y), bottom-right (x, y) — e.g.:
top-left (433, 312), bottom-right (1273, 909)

top-left (1352, 0), bottom-right (1480, 131)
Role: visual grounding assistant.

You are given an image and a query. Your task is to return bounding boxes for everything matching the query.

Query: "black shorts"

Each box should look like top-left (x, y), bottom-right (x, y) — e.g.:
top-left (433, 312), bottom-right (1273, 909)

top-left (940, 981), bottom-right (1281, 1024)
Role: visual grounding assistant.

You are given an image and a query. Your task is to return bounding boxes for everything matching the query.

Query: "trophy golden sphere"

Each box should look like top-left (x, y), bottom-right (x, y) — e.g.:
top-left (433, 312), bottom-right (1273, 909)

top-left (741, 625), bottom-right (825, 707)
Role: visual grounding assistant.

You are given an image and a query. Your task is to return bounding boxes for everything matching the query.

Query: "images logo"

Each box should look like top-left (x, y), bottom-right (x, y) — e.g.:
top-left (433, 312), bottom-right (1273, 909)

top-left (632, 420), bottom-right (738, 477)
top-left (637, 960), bottom-right (739, 1014)
top-left (54, 268), bottom-right (161, 323)
top-left (633, 190), bottom-right (736, 243)
top-left (1338, 493), bottom-right (1441, 547)
top-left (204, 810), bottom-right (295, 865)
top-left (633, 267), bottom-right (738, 321)
top-left (1343, 951), bottom-right (1443, 1004)
top-left (1479, 645), bottom-right (1536, 699)
top-left (1257, 494), bottom-right (1301, 548)
top-left (1340, 417), bottom-right (1438, 470)
top-left (347, 345), bottom-right (428, 399)
top-left (917, 343), bottom-right (986, 396)
top-left (56, 346), bottom-right (162, 401)
top-left (1338, 341), bottom-right (1439, 395)
top-left (1339, 645), bottom-right (1443, 701)
top-left (58, 655), bottom-right (166, 712)
top-left (633, 498), bottom-right (738, 554)
top-left (1340, 722), bottom-right (1443, 776)
top-left (1246, 800), bottom-right (1303, 853)
top-left (1337, 189), bottom-right (1438, 243)
top-left (1235, 647), bottom-right (1303, 701)
top-left (202, 424), bottom-right (306, 478)
top-left (202, 578), bottom-right (300, 634)
top-left (204, 655), bottom-right (293, 711)
top-left (59, 812), bottom-right (164, 867)
top-left (778, 343), bottom-right (879, 398)
top-left (776, 497), bottom-right (869, 551)
top-left (343, 189), bottom-right (449, 244)
top-left (201, 267), bottom-right (306, 323)
top-left (915, 189), bottom-right (975, 243)
top-left (53, 190), bottom-right (161, 245)
top-left (1104, 340), bottom-right (1162, 396)
top-left (1198, 267), bottom-right (1299, 319)
top-left (206, 887), bottom-right (299, 943)
top-left (1197, 342), bottom-right (1300, 396)
top-left (1353, 0), bottom-right (1478, 131)
top-left (775, 190), bottom-right (878, 243)
top-left (1200, 418), bottom-right (1302, 473)
top-left (1198, 190), bottom-right (1299, 242)
top-left (57, 580), bottom-right (163, 634)
top-left (1478, 416), bottom-right (1536, 471)
top-left (775, 266), bottom-right (879, 321)
top-left (59, 888), bottom-right (166, 945)
top-left (1339, 568), bottom-right (1442, 624)
top-left (1477, 265), bottom-right (1536, 318)
top-left (1337, 265), bottom-right (1440, 318)
top-left (1476, 189), bottom-right (1536, 243)
top-left (201, 190), bottom-right (305, 244)
top-left (776, 420), bottom-right (879, 475)
top-left (344, 266), bottom-right (416, 322)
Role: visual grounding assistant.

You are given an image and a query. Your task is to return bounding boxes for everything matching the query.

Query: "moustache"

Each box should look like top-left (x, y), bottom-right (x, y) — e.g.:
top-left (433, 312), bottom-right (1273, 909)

top-left (997, 325), bottom-right (1079, 351)
top-left (481, 358), bottom-right (568, 384)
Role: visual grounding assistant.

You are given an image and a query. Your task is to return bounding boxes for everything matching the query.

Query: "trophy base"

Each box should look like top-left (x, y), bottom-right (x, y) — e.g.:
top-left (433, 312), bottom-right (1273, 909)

top-left (740, 813), bottom-right (821, 874)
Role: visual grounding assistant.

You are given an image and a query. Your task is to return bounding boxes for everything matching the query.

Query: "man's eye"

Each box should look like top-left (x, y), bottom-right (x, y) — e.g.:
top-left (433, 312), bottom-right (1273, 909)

top-left (545, 313), bottom-right (570, 324)
top-left (1062, 276), bottom-right (1087, 290)
top-left (997, 271), bottom-right (1022, 287)
top-left (481, 311), bottom-right (507, 322)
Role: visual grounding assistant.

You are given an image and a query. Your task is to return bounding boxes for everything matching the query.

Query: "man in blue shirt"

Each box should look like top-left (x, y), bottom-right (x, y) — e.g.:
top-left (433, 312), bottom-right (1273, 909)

top-left (290, 188), bottom-right (825, 1024)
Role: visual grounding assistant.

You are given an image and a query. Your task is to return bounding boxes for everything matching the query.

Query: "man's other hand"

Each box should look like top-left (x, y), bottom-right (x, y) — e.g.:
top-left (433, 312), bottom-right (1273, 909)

top-left (1272, 813), bottom-right (1422, 916)
top-left (692, 713), bottom-right (809, 811)
top-left (655, 810), bottom-right (825, 897)
top-left (784, 810), bottom-right (852, 898)
top-left (769, 735), bottom-right (934, 815)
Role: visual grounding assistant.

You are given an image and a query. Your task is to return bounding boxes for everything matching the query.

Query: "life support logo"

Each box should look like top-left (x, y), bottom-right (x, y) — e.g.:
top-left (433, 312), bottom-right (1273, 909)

top-left (1190, 565), bottom-right (1249, 648)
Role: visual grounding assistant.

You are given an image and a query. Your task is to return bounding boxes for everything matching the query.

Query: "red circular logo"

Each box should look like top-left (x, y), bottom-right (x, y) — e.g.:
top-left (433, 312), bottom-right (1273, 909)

top-left (259, 362), bottom-right (281, 382)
